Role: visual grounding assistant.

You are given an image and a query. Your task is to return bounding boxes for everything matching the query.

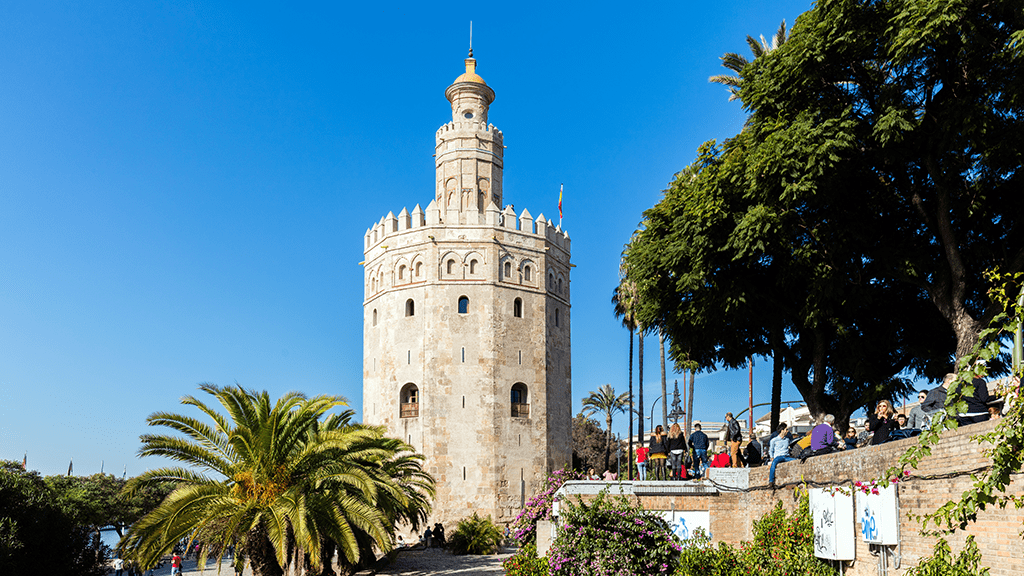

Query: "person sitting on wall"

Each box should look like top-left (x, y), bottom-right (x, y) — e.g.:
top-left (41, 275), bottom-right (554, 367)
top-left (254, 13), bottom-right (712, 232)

top-left (688, 423), bottom-right (710, 477)
top-left (843, 426), bottom-right (859, 450)
top-left (803, 414), bottom-right (839, 461)
top-left (906, 390), bottom-right (931, 430)
top-left (767, 423), bottom-right (795, 487)
top-left (868, 399), bottom-right (897, 445)
top-left (744, 432), bottom-right (762, 467)
top-left (708, 445), bottom-right (731, 472)
top-left (923, 372), bottom-right (991, 426)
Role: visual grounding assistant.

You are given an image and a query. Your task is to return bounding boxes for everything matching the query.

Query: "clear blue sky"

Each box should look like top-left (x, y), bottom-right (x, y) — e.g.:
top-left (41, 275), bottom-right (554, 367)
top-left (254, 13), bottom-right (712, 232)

top-left (1, 0), bottom-right (818, 477)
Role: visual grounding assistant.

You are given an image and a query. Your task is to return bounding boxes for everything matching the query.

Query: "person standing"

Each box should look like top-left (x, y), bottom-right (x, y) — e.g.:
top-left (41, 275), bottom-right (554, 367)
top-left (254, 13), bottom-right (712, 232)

top-left (688, 423), bottom-right (710, 476)
top-left (725, 413), bottom-right (743, 468)
top-left (635, 444), bottom-right (649, 481)
top-left (666, 423), bottom-right (687, 480)
top-left (113, 557), bottom-right (124, 576)
top-left (768, 423), bottom-right (795, 486)
top-left (648, 425), bottom-right (668, 480)
top-left (171, 552), bottom-right (182, 576)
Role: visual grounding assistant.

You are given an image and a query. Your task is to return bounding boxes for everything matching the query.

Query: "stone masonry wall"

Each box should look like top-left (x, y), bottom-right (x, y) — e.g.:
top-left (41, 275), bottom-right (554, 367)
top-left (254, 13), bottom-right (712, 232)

top-left (563, 420), bottom-right (1023, 576)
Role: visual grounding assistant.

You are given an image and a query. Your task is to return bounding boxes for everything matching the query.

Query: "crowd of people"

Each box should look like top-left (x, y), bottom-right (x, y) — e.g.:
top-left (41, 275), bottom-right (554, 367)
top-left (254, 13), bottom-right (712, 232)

top-left (627, 372), bottom-right (1016, 488)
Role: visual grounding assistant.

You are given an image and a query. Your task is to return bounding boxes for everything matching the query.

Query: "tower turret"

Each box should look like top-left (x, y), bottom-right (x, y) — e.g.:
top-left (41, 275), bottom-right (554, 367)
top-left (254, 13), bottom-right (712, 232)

top-left (435, 50), bottom-right (504, 219)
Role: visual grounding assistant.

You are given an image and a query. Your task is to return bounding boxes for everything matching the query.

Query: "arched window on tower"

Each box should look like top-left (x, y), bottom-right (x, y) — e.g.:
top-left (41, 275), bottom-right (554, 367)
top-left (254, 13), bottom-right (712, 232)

top-left (372, 309), bottom-right (378, 326)
top-left (555, 308), bottom-right (560, 327)
top-left (398, 265), bottom-right (406, 281)
top-left (558, 278), bottom-right (563, 293)
top-left (504, 261), bottom-right (512, 279)
top-left (447, 259), bottom-right (456, 275)
top-left (405, 299), bottom-right (415, 317)
top-left (400, 384), bottom-right (419, 418)
top-left (513, 298), bottom-right (522, 318)
top-left (458, 296), bottom-right (469, 314)
top-left (524, 265), bottom-right (532, 282)
top-left (415, 261), bottom-right (423, 278)
top-left (511, 383), bottom-right (529, 417)
top-left (470, 259), bottom-right (478, 275)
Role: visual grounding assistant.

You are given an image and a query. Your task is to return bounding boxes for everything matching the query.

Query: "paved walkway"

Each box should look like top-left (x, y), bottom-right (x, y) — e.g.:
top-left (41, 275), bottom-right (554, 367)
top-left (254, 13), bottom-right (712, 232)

top-left (114, 547), bottom-right (513, 575)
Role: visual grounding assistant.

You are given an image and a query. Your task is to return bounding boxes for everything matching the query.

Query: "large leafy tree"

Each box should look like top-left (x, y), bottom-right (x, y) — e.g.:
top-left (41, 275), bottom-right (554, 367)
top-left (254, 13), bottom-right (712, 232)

top-left (119, 384), bottom-right (434, 576)
top-left (0, 462), bottom-right (109, 576)
top-left (625, 0), bottom-right (1022, 424)
top-left (580, 384), bottom-right (629, 472)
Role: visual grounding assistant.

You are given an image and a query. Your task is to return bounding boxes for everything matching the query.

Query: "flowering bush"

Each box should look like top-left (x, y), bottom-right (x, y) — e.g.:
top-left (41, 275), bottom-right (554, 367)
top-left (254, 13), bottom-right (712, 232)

top-left (509, 468), bottom-right (581, 545)
top-left (502, 543), bottom-right (550, 576)
top-left (547, 490), bottom-right (682, 576)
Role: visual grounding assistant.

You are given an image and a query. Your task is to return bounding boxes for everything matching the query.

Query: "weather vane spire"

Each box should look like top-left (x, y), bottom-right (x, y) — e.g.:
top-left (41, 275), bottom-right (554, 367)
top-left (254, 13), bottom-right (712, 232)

top-left (469, 21), bottom-right (473, 57)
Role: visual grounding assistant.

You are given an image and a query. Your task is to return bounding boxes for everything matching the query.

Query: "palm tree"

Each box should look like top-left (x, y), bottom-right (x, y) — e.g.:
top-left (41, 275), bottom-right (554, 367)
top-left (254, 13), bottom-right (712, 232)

top-left (612, 279), bottom-right (637, 478)
top-left (119, 384), bottom-right (434, 576)
top-left (581, 385), bottom-right (630, 472)
top-left (708, 20), bottom-right (788, 101)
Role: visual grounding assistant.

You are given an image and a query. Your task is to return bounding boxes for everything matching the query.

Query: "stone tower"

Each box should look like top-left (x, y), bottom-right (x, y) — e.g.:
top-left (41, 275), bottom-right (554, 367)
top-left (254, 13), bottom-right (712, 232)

top-left (362, 50), bottom-right (572, 527)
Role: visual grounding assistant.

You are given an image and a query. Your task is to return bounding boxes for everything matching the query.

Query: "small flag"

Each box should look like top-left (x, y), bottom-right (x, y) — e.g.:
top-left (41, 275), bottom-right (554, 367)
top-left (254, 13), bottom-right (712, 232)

top-left (68, 458), bottom-right (73, 476)
top-left (22, 453), bottom-right (26, 469)
top-left (123, 465), bottom-right (127, 480)
top-left (558, 183), bottom-right (563, 222)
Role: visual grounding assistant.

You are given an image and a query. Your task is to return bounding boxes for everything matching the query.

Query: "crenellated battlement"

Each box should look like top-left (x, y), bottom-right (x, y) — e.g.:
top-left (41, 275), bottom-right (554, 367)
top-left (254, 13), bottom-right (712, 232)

top-left (364, 202), bottom-right (570, 252)
top-left (435, 121), bottom-right (504, 140)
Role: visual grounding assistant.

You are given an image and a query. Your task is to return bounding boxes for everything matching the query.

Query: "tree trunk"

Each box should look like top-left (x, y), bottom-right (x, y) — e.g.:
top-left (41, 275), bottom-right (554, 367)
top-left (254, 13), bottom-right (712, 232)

top-left (659, 330), bottom-right (668, 431)
top-left (638, 332), bottom-right (645, 446)
top-left (687, 369), bottom-right (695, 436)
top-left (247, 523), bottom-right (284, 576)
top-left (627, 329), bottom-right (634, 480)
top-left (604, 413), bottom-right (613, 472)
top-left (770, 326), bottom-right (784, 433)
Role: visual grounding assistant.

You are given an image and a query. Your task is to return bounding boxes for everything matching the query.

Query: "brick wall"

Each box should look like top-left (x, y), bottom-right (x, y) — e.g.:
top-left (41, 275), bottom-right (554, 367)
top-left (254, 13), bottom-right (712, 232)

top-left (560, 420), bottom-right (1023, 576)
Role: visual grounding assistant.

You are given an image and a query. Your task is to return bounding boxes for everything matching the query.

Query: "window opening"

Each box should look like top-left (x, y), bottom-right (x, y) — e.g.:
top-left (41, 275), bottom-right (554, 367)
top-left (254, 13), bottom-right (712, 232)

top-left (400, 384), bottom-right (419, 418)
top-left (470, 259), bottom-right (478, 274)
top-left (461, 347), bottom-right (465, 363)
top-left (514, 298), bottom-right (522, 318)
top-left (372, 309), bottom-right (377, 326)
top-left (504, 261), bottom-right (512, 278)
top-left (555, 308), bottom-right (560, 326)
top-left (415, 262), bottom-right (423, 277)
top-left (406, 299), bottom-right (415, 317)
top-left (519, 350), bottom-right (522, 365)
top-left (398, 265), bottom-right (405, 280)
top-left (407, 350), bottom-right (411, 364)
top-left (447, 259), bottom-right (455, 275)
top-left (524, 265), bottom-right (531, 281)
top-left (511, 383), bottom-right (529, 417)
top-left (458, 296), bottom-right (469, 314)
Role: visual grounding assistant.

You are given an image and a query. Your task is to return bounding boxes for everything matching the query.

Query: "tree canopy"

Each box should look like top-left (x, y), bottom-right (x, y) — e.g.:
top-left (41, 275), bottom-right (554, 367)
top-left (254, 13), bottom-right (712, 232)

top-left (624, 0), bottom-right (1024, 423)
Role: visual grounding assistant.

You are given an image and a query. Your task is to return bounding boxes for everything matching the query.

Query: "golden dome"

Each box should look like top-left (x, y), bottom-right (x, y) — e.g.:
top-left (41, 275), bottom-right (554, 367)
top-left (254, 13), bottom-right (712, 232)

top-left (453, 50), bottom-right (487, 85)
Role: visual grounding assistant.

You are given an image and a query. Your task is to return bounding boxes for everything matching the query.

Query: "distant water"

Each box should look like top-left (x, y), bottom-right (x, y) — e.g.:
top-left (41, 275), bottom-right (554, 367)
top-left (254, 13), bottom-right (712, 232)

top-left (101, 528), bottom-right (122, 552)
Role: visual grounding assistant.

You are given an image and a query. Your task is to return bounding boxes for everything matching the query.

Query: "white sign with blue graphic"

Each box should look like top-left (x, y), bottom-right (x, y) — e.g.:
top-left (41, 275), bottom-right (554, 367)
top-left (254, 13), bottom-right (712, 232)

top-left (855, 484), bottom-right (899, 545)
top-left (657, 510), bottom-right (711, 542)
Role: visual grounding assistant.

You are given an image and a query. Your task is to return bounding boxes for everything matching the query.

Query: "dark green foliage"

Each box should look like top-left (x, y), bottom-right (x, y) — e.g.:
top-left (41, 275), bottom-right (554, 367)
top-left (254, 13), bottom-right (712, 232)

top-left (0, 461), bottom-right (110, 576)
top-left (547, 490), bottom-right (682, 575)
top-left (903, 536), bottom-right (990, 576)
top-left (571, 414), bottom-right (607, 474)
top-left (624, 0), bottom-right (1024, 424)
top-left (446, 512), bottom-right (503, 555)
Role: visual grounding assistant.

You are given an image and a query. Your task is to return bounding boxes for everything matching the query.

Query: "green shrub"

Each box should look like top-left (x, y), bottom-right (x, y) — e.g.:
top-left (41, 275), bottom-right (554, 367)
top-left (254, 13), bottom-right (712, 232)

top-left (903, 536), bottom-right (989, 576)
top-left (502, 543), bottom-right (550, 576)
top-left (446, 512), bottom-right (503, 555)
top-left (675, 493), bottom-right (837, 576)
top-left (547, 490), bottom-right (682, 575)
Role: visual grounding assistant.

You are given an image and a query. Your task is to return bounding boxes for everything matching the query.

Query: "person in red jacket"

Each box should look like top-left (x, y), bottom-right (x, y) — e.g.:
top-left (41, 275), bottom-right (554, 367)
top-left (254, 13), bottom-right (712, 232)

top-left (635, 445), bottom-right (650, 481)
top-left (171, 552), bottom-right (182, 576)
top-left (708, 445), bottom-right (732, 473)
